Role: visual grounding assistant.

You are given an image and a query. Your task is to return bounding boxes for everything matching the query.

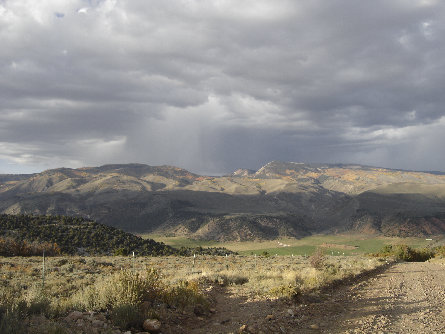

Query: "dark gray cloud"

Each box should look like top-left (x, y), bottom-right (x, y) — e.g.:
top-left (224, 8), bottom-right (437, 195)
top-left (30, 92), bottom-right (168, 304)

top-left (1, 0), bottom-right (445, 174)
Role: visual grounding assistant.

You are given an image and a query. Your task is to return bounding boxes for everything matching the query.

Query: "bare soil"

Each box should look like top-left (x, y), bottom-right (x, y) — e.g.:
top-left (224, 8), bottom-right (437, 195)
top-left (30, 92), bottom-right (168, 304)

top-left (173, 261), bottom-right (445, 334)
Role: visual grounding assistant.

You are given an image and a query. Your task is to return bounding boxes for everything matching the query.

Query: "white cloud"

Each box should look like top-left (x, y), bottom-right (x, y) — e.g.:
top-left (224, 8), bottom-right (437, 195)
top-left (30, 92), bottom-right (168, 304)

top-left (77, 7), bottom-right (88, 14)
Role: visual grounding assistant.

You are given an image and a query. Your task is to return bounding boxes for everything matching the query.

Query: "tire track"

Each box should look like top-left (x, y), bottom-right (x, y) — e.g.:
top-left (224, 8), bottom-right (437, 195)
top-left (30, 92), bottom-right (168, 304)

top-left (320, 262), bottom-right (445, 333)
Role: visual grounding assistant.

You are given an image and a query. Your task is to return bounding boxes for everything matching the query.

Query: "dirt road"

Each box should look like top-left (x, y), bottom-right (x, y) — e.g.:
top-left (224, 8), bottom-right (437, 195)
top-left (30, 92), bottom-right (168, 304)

top-left (177, 262), bottom-right (445, 333)
top-left (315, 262), bottom-right (445, 333)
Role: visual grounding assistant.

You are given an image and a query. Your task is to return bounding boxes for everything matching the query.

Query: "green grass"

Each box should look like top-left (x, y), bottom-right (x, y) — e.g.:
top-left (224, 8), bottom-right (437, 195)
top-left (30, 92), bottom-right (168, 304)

top-left (244, 245), bottom-right (317, 256)
top-left (142, 233), bottom-right (435, 256)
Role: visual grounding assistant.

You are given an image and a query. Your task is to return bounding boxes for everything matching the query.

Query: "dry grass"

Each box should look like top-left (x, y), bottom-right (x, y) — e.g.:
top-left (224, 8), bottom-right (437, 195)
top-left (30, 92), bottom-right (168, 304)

top-left (0, 254), bottom-right (384, 299)
top-left (0, 254), bottom-right (385, 332)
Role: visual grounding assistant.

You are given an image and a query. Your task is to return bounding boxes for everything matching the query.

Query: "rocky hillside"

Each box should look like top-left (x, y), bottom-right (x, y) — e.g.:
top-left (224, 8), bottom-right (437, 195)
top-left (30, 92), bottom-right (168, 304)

top-left (1, 162), bottom-right (445, 240)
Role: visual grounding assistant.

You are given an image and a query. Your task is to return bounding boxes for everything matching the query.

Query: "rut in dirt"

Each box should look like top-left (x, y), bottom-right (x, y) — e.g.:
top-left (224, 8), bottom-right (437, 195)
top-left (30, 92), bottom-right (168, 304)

top-left (174, 261), bottom-right (445, 334)
top-left (295, 262), bottom-right (445, 333)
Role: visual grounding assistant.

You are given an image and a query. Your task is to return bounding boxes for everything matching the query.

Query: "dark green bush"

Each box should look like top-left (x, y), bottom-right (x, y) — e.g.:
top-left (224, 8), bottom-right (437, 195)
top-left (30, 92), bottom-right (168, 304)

top-left (0, 310), bottom-right (27, 334)
top-left (110, 304), bottom-right (143, 330)
top-left (113, 248), bottom-right (129, 256)
top-left (376, 244), bottom-right (434, 262)
top-left (434, 246), bottom-right (445, 258)
top-left (261, 251), bottom-right (270, 257)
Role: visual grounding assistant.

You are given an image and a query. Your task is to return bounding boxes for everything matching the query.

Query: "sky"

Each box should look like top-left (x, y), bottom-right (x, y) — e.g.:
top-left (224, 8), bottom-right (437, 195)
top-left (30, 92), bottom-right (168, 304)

top-left (1, 0), bottom-right (445, 175)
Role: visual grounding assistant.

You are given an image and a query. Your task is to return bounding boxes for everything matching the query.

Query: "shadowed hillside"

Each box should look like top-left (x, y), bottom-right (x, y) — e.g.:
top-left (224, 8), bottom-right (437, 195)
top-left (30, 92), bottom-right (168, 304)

top-left (1, 162), bottom-right (445, 240)
top-left (0, 213), bottom-right (175, 256)
top-left (0, 214), bottom-right (234, 256)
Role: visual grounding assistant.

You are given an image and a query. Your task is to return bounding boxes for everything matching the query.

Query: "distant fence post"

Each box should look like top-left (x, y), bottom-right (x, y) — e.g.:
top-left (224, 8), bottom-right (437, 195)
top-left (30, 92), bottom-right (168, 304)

top-left (225, 254), bottom-right (229, 271)
top-left (42, 250), bottom-right (45, 288)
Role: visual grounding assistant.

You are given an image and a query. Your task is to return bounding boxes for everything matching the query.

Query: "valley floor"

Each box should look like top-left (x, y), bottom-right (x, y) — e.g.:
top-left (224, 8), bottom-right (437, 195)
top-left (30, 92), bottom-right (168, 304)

top-left (178, 261), bottom-right (445, 333)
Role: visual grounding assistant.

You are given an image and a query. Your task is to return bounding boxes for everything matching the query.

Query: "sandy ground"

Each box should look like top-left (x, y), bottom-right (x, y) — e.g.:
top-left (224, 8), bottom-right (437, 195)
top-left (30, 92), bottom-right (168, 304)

top-left (171, 262), bottom-right (445, 334)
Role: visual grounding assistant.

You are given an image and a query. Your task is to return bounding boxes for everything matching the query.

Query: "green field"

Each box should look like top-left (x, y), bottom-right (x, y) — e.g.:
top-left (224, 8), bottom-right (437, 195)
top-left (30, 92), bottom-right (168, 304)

top-left (141, 234), bottom-right (439, 256)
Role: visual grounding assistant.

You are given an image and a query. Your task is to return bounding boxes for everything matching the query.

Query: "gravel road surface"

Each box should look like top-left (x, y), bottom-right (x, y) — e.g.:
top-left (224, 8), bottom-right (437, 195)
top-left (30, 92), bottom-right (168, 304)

top-left (179, 261), bottom-right (445, 333)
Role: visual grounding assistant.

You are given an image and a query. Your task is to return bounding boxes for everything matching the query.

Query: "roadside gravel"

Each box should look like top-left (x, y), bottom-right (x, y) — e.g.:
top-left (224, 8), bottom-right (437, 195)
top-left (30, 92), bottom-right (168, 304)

top-left (321, 261), bottom-right (445, 333)
top-left (181, 261), bottom-right (445, 333)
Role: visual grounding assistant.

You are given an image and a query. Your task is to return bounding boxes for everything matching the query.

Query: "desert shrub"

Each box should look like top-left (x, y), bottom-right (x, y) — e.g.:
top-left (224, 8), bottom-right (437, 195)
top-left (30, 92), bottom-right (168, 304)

top-left (0, 309), bottom-right (28, 334)
top-left (301, 270), bottom-right (326, 290)
top-left (376, 244), bottom-right (434, 262)
top-left (433, 246), bottom-right (445, 258)
top-left (0, 290), bottom-right (27, 334)
top-left (55, 259), bottom-right (68, 266)
top-left (0, 289), bottom-right (16, 312)
top-left (60, 263), bottom-right (74, 273)
top-left (309, 248), bottom-right (326, 269)
top-left (227, 275), bottom-right (249, 285)
top-left (47, 299), bottom-right (73, 319)
top-left (110, 304), bottom-right (143, 330)
top-left (25, 284), bottom-right (51, 316)
top-left (393, 245), bottom-right (414, 261)
top-left (72, 268), bottom-right (164, 311)
top-left (164, 280), bottom-right (206, 309)
top-left (34, 322), bottom-right (68, 334)
top-left (113, 248), bottom-right (129, 256)
top-left (294, 274), bottom-right (305, 286)
top-left (71, 285), bottom-right (97, 311)
top-left (380, 244), bottom-right (393, 254)
top-left (297, 264), bottom-right (350, 292)
top-left (269, 284), bottom-right (301, 298)
top-left (206, 273), bottom-right (249, 287)
top-left (412, 248), bottom-right (435, 262)
top-left (323, 263), bottom-right (342, 277)
top-left (88, 259), bottom-right (113, 268)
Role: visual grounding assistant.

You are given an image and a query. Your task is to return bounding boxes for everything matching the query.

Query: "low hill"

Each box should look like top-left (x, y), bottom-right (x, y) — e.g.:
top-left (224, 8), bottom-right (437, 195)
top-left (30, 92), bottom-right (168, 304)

top-left (0, 214), bottom-right (234, 256)
top-left (0, 214), bottom-right (175, 256)
top-left (1, 162), bottom-right (445, 240)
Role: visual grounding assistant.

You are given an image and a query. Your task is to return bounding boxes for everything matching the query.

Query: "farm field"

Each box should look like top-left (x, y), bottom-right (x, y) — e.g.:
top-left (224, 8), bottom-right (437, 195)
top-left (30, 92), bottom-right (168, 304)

top-left (143, 233), bottom-right (438, 256)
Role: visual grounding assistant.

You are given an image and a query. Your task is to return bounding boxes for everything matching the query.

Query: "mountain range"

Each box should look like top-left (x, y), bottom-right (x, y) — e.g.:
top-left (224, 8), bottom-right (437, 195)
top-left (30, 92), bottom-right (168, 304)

top-left (1, 161), bottom-right (445, 240)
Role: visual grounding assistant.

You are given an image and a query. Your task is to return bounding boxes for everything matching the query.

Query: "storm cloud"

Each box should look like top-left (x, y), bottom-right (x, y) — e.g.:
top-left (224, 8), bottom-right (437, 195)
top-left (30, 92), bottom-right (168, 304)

top-left (1, 0), bottom-right (445, 174)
